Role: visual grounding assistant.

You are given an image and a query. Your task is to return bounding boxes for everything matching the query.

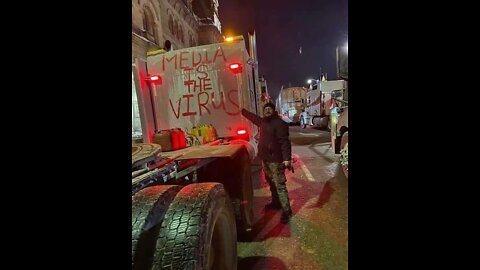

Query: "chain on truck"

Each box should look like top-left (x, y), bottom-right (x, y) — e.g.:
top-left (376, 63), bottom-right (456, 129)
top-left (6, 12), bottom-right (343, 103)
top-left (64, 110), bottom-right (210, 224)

top-left (131, 34), bottom-right (262, 270)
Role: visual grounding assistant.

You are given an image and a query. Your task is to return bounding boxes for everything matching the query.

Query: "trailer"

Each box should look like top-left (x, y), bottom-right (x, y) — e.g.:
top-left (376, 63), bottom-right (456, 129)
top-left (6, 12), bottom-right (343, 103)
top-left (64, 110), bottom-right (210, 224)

top-left (305, 79), bottom-right (346, 129)
top-left (131, 36), bottom-right (260, 270)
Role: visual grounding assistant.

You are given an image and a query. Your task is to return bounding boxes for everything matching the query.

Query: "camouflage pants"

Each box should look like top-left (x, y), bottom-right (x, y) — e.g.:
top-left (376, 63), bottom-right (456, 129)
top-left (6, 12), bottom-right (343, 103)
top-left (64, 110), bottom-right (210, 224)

top-left (263, 161), bottom-right (292, 213)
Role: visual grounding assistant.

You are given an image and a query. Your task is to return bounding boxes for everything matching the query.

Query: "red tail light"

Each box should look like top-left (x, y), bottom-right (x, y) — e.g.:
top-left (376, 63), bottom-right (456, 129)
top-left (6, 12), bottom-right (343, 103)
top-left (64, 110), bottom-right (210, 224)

top-left (237, 129), bottom-right (247, 135)
top-left (234, 128), bottom-right (249, 141)
top-left (228, 63), bottom-right (243, 74)
top-left (146, 75), bottom-right (162, 85)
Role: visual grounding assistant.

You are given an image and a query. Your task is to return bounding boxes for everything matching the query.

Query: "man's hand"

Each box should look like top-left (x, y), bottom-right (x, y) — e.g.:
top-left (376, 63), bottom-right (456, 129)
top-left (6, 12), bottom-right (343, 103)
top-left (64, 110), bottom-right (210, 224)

top-left (283, 160), bottom-right (294, 173)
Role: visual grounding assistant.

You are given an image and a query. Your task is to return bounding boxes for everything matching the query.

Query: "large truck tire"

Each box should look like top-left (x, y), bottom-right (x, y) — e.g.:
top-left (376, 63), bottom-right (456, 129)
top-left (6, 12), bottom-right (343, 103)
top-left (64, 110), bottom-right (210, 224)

top-left (132, 185), bottom-right (182, 270)
top-left (153, 183), bottom-right (237, 270)
top-left (218, 153), bottom-right (254, 238)
top-left (196, 152), bottom-right (254, 238)
top-left (319, 116), bottom-right (329, 129)
top-left (236, 153), bottom-right (254, 236)
top-left (312, 116), bottom-right (328, 129)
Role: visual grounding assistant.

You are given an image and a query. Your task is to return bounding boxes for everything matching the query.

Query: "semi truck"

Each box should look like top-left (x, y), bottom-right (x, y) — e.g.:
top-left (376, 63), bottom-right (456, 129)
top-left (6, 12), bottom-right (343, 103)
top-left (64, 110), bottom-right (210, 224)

top-left (131, 35), bottom-right (261, 270)
top-left (305, 79), bottom-right (346, 129)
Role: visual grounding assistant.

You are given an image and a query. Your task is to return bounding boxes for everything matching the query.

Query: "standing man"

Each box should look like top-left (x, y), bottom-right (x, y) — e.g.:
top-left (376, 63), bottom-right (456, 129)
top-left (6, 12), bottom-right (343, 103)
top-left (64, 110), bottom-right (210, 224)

top-left (241, 102), bottom-right (293, 224)
top-left (300, 109), bottom-right (308, 129)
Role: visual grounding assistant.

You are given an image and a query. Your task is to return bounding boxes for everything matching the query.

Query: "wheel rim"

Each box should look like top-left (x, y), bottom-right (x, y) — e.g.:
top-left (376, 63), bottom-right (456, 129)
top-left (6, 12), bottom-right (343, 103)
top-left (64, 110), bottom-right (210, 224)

top-left (207, 209), bottom-right (235, 270)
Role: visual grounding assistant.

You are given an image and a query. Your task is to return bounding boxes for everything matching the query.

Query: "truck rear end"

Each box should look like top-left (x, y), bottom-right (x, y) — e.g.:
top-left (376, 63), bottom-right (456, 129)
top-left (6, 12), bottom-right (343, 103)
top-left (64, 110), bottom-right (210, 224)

top-left (144, 37), bottom-right (258, 145)
top-left (306, 80), bottom-right (346, 128)
top-left (132, 38), bottom-right (259, 269)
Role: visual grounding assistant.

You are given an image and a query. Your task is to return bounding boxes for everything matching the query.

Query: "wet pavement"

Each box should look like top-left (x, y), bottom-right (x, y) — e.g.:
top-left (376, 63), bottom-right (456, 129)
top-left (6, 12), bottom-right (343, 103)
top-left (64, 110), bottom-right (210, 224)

top-left (238, 126), bottom-right (348, 270)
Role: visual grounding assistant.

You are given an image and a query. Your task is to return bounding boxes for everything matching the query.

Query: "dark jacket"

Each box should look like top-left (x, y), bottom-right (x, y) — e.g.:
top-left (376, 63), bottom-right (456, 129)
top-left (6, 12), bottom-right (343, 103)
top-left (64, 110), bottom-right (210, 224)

top-left (241, 109), bottom-right (292, 162)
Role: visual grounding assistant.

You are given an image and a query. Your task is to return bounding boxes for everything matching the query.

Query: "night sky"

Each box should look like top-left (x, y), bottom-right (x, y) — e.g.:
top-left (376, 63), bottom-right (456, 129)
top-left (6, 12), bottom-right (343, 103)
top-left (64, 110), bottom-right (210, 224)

top-left (219, 0), bottom-right (348, 100)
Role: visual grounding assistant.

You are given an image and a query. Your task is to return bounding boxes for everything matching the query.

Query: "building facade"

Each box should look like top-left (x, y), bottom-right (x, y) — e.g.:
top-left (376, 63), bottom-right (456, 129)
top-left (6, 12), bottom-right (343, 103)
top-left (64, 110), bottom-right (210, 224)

top-left (132, 0), bottom-right (222, 61)
top-left (132, 0), bottom-right (223, 139)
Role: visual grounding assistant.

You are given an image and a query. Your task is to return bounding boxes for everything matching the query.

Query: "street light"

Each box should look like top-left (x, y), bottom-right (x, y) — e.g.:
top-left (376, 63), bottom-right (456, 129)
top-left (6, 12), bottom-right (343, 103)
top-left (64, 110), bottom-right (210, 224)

top-left (306, 78), bottom-right (319, 84)
top-left (306, 78), bottom-right (320, 91)
top-left (336, 42), bottom-right (348, 79)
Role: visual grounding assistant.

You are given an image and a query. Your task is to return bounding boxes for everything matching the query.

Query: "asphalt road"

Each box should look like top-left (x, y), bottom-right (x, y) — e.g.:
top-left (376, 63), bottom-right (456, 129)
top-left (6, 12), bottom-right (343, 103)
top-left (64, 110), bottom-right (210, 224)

top-left (238, 126), bottom-right (348, 270)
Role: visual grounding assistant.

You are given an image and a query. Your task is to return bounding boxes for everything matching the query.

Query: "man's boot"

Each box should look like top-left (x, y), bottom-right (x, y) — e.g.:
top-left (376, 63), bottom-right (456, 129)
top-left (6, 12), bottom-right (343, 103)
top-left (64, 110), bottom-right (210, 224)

top-left (281, 210), bottom-right (292, 224)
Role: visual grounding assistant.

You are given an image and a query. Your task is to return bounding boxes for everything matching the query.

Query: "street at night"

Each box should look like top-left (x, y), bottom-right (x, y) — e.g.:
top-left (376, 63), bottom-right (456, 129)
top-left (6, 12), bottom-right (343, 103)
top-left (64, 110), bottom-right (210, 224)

top-left (238, 126), bottom-right (348, 270)
top-left (132, 1), bottom-right (347, 269)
